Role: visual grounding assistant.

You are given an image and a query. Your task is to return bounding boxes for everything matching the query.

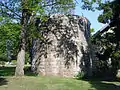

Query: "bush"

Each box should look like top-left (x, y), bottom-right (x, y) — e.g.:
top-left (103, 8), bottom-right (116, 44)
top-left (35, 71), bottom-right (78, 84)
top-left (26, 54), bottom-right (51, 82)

top-left (0, 55), bottom-right (9, 62)
top-left (25, 52), bottom-right (30, 64)
top-left (75, 71), bottom-right (85, 79)
top-left (0, 61), bottom-right (5, 66)
top-left (11, 60), bottom-right (17, 65)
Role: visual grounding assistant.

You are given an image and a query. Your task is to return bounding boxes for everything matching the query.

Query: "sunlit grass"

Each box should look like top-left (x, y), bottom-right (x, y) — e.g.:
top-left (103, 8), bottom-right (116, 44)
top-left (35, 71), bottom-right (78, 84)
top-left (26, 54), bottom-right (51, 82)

top-left (0, 66), bottom-right (120, 90)
top-left (0, 76), bottom-right (119, 90)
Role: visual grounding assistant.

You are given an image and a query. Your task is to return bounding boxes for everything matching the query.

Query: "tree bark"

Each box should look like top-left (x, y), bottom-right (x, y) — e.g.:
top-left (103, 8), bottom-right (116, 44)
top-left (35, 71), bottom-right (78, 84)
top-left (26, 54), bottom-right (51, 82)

top-left (31, 38), bottom-right (37, 72)
top-left (15, 8), bottom-right (28, 76)
top-left (15, 49), bottom-right (25, 76)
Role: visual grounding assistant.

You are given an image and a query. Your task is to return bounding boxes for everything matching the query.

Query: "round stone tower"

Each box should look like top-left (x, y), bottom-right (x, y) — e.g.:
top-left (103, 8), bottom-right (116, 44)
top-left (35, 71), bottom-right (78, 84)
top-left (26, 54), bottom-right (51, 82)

top-left (31, 14), bottom-right (92, 77)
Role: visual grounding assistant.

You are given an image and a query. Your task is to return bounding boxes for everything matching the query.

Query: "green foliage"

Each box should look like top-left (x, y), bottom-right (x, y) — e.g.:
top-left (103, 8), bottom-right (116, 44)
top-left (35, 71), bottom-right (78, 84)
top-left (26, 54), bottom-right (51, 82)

top-left (25, 52), bottom-right (30, 64)
top-left (0, 0), bottom-right (75, 43)
top-left (0, 54), bottom-right (9, 66)
top-left (0, 0), bottom-right (21, 20)
top-left (11, 60), bottom-right (17, 65)
top-left (0, 0), bottom-right (76, 76)
top-left (0, 61), bottom-right (5, 66)
top-left (92, 28), bottom-right (120, 78)
top-left (81, 0), bottom-right (120, 23)
top-left (90, 28), bottom-right (95, 33)
top-left (81, 0), bottom-right (120, 78)
top-left (75, 71), bottom-right (85, 79)
top-left (0, 55), bottom-right (9, 62)
top-left (0, 22), bottom-right (20, 57)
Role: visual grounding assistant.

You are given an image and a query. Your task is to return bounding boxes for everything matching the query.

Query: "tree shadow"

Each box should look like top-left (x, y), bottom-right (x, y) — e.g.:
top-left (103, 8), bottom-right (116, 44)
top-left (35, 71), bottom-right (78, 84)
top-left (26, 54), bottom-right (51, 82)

top-left (89, 80), bottom-right (120, 90)
top-left (0, 66), bottom-right (15, 76)
top-left (79, 45), bottom-right (92, 78)
top-left (31, 15), bottom-right (92, 76)
top-left (0, 77), bottom-right (8, 86)
top-left (24, 66), bottom-right (38, 76)
top-left (0, 66), bottom-right (37, 76)
top-left (81, 78), bottom-right (120, 90)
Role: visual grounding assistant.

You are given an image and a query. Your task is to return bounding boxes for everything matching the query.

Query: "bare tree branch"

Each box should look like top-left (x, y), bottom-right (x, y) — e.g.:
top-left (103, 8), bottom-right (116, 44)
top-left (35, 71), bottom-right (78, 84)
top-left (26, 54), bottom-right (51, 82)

top-left (0, 2), bottom-right (21, 19)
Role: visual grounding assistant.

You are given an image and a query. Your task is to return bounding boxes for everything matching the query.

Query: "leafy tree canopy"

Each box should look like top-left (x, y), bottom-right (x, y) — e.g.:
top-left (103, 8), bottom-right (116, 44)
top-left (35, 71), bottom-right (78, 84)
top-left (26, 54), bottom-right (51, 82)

top-left (81, 0), bottom-right (120, 24)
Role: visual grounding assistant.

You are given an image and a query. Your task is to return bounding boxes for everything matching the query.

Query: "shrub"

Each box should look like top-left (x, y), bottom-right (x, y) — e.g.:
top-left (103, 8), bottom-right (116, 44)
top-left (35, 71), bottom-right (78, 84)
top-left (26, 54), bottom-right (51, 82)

top-left (0, 61), bottom-right (5, 66)
top-left (11, 60), bottom-right (17, 65)
top-left (0, 55), bottom-right (9, 62)
top-left (75, 71), bottom-right (85, 79)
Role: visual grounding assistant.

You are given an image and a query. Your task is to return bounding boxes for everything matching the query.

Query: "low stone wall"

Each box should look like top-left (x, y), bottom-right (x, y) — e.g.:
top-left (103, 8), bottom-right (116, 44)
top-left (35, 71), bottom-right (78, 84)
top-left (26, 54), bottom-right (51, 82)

top-left (32, 14), bottom-right (92, 77)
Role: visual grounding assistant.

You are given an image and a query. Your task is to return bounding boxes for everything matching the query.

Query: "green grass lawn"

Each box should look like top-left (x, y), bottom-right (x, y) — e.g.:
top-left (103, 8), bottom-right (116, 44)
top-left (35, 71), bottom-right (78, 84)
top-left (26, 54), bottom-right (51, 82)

top-left (0, 76), bottom-right (120, 90)
top-left (0, 66), bottom-right (120, 90)
top-left (0, 66), bottom-right (37, 76)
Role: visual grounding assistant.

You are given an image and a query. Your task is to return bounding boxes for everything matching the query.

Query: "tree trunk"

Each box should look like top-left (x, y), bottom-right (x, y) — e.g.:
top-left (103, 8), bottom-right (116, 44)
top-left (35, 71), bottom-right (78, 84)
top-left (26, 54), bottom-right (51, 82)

top-left (15, 27), bottom-right (26, 76)
top-left (15, 8), bottom-right (28, 76)
top-left (15, 49), bottom-right (25, 76)
top-left (28, 38), bottom-right (33, 65)
top-left (15, 25), bottom-right (26, 76)
top-left (31, 38), bottom-right (37, 72)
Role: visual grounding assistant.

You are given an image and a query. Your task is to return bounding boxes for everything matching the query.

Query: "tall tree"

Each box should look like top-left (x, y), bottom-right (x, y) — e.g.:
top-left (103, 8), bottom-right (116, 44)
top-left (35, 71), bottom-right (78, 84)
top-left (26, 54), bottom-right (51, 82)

top-left (0, 0), bottom-right (75, 76)
top-left (15, 0), bottom-right (28, 76)
top-left (0, 21), bottom-right (20, 61)
top-left (81, 0), bottom-right (120, 24)
top-left (81, 0), bottom-right (120, 77)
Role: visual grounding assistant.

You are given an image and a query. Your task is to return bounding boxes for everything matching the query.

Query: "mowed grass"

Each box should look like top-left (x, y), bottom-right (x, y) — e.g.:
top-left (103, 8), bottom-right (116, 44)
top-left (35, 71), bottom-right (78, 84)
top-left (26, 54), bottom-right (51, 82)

top-left (0, 76), bottom-right (91, 90)
top-left (0, 76), bottom-right (120, 90)
top-left (0, 66), bottom-right (120, 90)
top-left (0, 66), bottom-right (37, 76)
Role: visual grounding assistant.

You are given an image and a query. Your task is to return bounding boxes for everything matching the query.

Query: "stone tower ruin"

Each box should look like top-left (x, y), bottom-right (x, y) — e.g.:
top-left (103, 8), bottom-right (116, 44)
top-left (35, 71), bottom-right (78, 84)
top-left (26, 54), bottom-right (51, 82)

top-left (31, 14), bottom-right (92, 77)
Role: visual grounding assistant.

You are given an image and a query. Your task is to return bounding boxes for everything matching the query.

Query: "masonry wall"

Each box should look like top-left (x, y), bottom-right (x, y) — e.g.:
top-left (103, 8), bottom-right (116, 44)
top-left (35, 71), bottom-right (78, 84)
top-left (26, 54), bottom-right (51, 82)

top-left (31, 14), bottom-right (92, 77)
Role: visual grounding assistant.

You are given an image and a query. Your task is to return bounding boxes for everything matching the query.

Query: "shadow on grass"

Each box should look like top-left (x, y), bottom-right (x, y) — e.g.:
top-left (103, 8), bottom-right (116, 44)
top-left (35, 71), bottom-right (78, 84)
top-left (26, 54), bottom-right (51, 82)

top-left (0, 66), bottom-right (15, 76)
top-left (81, 78), bottom-right (120, 90)
top-left (88, 81), bottom-right (120, 90)
top-left (24, 66), bottom-right (38, 76)
top-left (0, 66), bottom-right (38, 76)
top-left (0, 77), bottom-right (8, 86)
